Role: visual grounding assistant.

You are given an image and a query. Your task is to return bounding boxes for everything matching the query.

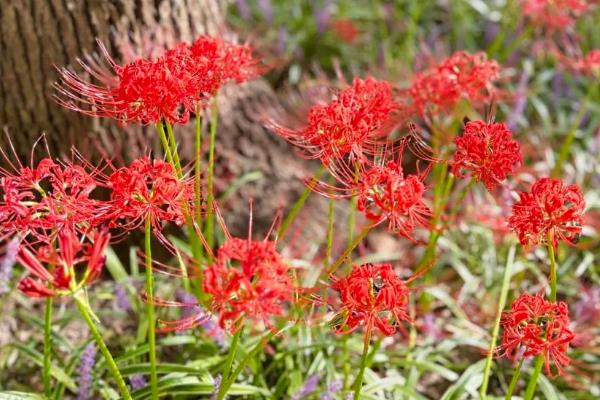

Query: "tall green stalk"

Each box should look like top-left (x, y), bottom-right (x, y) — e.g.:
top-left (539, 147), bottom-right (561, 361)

top-left (205, 99), bottom-right (219, 250)
top-left (74, 295), bottom-right (132, 400)
top-left (326, 226), bottom-right (371, 275)
top-left (43, 297), bottom-right (53, 397)
top-left (217, 325), bottom-right (243, 400)
top-left (504, 358), bottom-right (524, 400)
top-left (144, 218), bottom-right (158, 400)
top-left (353, 328), bottom-right (372, 400)
top-left (523, 356), bottom-right (544, 400)
top-left (480, 245), bottom-right (516, 398)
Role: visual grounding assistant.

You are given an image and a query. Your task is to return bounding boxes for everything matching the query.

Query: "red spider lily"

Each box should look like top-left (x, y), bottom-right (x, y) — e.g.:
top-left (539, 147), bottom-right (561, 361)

top-left (521, 0), bottom-right (591, 30)
top-left (54, 36), bottom-right (262, 125)
top-left (204, 237), bottom-right (293, 332)
top-left (508, 178), bottom-right (585, 247)
top-left (408, 51), bottom-right (500, 116)
top-left (330, 263), bottom-right (411, 337)
top-left (107, 158), bottom-right (194, 235)
top-left (16, 227), bottom-right (110, 298)
top-left (451, 120), bottom-right (521, 190)
top-left (496, 291), bottom-right (575, 377)
top-left (267, 77), bottom-right (400, 164)
top-left (0, 158), bottom-right (108, 243)
top-left (569, 50), bottom-right (600, 75)
top-left (332, 19), bottom-right (360, 43)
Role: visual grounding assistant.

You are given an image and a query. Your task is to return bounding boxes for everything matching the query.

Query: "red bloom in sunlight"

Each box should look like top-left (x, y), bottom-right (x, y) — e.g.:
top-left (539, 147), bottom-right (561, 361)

top-left (357, 161), bottom-right (431, 239)
top-left (0, 158), bottom-right (107, 242)
top-left (508, 178), bottom-right (585, 247)
top-left (108, 158), bottom-right (193, 232)
top-left (204, 238), bottom-right (293, 331)
top-left (496, 292), bottom-right (575, 377)
top-left (268, 77), bottom-right (399, 164)
top-left (17, 227), bottom-right (110, 298)
top-left (451, 120), bottom-right (521, 190)
top-left (332, 19), bottom-right (360, 43)
top-left (409, 51), bottom-right (500, 115)
top-left (331, 263), bottom-right (411, 336)
top-left (521, 0), bottom-right (591, 30)
top-left (570, 50), bottom-right (600, 75)
top-left (55, 36), bottom-right (262, 125)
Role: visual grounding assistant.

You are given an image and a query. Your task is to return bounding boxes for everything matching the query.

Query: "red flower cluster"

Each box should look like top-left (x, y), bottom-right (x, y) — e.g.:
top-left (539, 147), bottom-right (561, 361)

top-left (331, 263), bottom-right (411, 336)
top-left (521, 0), bottom-right (591, 30)
top-left (108, 158), bottom-right (193, 232)
top-left (0, 158), bottom-right (106, 242)
top-left (451, 120), bottom-right (521, 190)
top-left (204, 237), bottom-right (293, 331)
top-left (357, 161), bottom-right (431, 239)
top-left (332, 19), bottom-right (360, 43)
top-left (570, 50), bottom-right (600, 75)
top-left (55, 36), bottom-right (262, 125)
top-left (408, 51), bottom-right (500, 116)
top-left (497, 292), bottom-right (575, 377)
top-left (508, 178), bottom-right (585, 247)
top-left (17, 227), bottom-right (110, 298)
top-left (269, 77), bottom-right (399, 164)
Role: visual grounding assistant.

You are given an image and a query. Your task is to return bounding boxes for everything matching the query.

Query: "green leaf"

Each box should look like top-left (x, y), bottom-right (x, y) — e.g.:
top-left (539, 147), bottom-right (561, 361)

top-left (118, 362), bottom-right (208, 376)
top-left (104, 246), bottom-right (130, 283)
top-left (11, 343), bottom-right (77, 392)
top-left (440, 359), bottom-right (486, 400)
top-left (0, 392), bottom-right (45, 400)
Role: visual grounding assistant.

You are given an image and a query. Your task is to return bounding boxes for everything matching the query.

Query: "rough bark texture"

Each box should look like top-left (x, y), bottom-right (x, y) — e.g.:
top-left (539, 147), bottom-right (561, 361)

top-left (0, 0), bottom-right (317, 235)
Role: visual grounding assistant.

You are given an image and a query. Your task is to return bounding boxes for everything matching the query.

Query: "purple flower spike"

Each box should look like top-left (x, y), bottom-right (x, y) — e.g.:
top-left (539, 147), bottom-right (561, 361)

top-left (236, 0), bottom-right (252, 20)
top-left (292, 373), bottom-right (321, 400)
top-left (0, 236), bottom-right (20, 294)
top-left (258, 0), bottom-right (273, 23)
top-left (77, 343), bottom-right (97, 400)
top-left (130, 374), bottom-right (147, 390)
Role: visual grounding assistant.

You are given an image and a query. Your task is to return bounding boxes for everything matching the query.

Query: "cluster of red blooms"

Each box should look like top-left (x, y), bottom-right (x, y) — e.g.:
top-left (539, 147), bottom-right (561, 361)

top-left (203, 237), bottom-right (293, 331)
top-left (508, 177), bottom-right (585, 248)
top-left (451, 120), bottom-right (522, 191)
top-left (0, 156), bottom-right (192, 297)
top-left (407, 51), bottom-right (500, 116)
top-left (331, 263), bottom-right (411, 337)
top-left (270, 77), bottom-right (399, 164)
top-left (569, 50), bottom-right (600, 75)
top-left (521, 0), bottom-right (591, 30)
top-left (497, 292), bottom-right (575, 377)
top-left (55, 36), bottom-right (261, 125)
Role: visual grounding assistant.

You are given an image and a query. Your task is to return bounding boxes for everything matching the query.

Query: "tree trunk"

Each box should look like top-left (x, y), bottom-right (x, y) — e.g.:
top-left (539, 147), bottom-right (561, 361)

top-left (0, 0), bottom-right (317, 235)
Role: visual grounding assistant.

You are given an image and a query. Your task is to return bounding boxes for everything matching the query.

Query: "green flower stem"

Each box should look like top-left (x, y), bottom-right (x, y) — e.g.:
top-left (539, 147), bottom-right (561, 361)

top-left (74, 295), bottom-right (132, 400)
top-left (156, 122), bottom-right (175, 167)
top-left (481, 245), bottom-right (516, 399)
top-left (353, 328), bottom-right (372, 400)
top-left (524, 356), bottom-right (544, 400)
top-left (165, 121), bottom-right (182, 176)
top-left (217, 330), bottom-right (276, 400)
top-left (205, 98), bottom-right (219, 250)
top-left (547, 236), bottom-right (558, 303)
top-left (326, 197), bottom-right (335, 267)
top-left (326, 226), bottom-right (372, 275)
top-left (144, 218), bottom-right (158, 400)
top-left (504, 358), bottom-right (524, 400)
top-left (43, 296), bottom-right (53, 397)
top-left (277, 165), bottom-right (326, 241)
top-left (195, 111), bottom-right (203, 228)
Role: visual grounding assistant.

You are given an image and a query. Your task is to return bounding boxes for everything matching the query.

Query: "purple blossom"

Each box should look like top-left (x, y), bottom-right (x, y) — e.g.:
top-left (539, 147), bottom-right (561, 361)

top-left (130, 374), bottom-right (146, 390)
top-left (0, 236), bottom-right (20, 294)
top-left (210, 374), bottom-right (222, 400)
top-left (345, 393), bottom-right (354, 400)
top-left (175, 289), bottom-right (226, 347)
top-left (291, 373), bottom-right (321, 400)
top-left (114, 283), bottom-right (131, 312)
top-left (313, 0), bottom-right (333, 33)
top-left (506, 69), bottom-right (529, 131)
top-left (236, 0), bottom-right (252, 20)
top-left (77, 343), bottom-right (97, 400)
top-left (258, 0), bottom-right (273, 24)
top-left (320, 379), bottom-right (343, 400)
top-left (277, 27), bottom-right (289, 55)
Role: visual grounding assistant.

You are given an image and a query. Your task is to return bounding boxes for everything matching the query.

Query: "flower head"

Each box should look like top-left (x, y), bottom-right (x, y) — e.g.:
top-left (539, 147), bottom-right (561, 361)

top-left (204, 237), bottom-right (293, 331)
top-left (357, 161), bottom-right (430, 239)
top-left (409, 51), bottom-right (500, 116)
top-left (55, 36), bottom-right (262, 125)
top-left (77, 343), bottom-right (97, 400)
top-left (17, 227), bottom-right (109, 298)
top-left (521, 0), bottom-right (591, 30)
top-left (569, 50), bottom-right (600, 75)
top-left (331, 263), bottom-right (411, 336)
top-left (508, 178), bottom-right (585, 247)
top-left (451, 120), bottom-right (521, 190)
top-left (496, 291), bottom-right (575, 377)
top-left (269, 77), bottom-right (399, 164)
top-left (0, 158), bottom-right (106, 242)
top-left (332, 19), bottom-right (360, 43)
top-left (108, 158), bottom-right (193, 233)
